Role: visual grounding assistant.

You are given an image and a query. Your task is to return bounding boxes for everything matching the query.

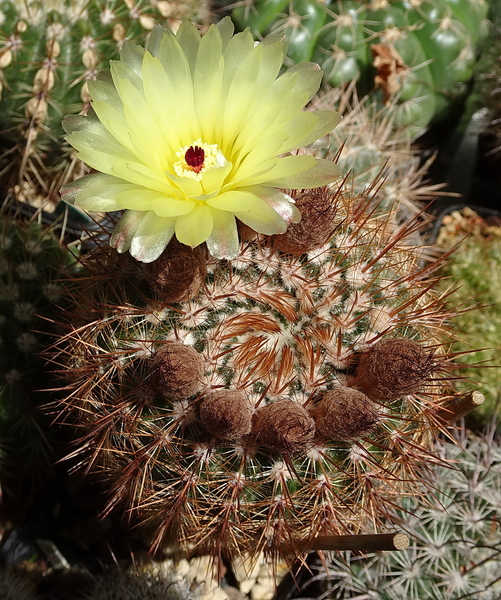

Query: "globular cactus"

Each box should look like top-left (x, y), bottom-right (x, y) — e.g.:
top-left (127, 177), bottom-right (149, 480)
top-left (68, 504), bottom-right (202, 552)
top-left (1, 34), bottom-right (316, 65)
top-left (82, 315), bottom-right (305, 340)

top-left (312, 85), bottom-right (448, 224)
top-left (51, 179), bottom-right (469, 567)
top-left (314, 428), bottom-right (501, 600)
top-left (0, 213), bottom-right (76, 485)
top-left (0, 0), bottom-right (212, 209)
top-left (230, 0), bottom-right (490, 138)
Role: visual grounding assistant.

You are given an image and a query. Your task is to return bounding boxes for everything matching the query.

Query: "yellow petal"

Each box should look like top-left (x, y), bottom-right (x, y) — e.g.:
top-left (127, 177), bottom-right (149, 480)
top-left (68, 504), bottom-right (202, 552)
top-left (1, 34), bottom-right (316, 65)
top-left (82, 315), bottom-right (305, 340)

top-left (234, 197), bottom-right (288, 235)
top-left (110, 210), bottom-right (148, 254)
top-left (206, 208), bottom-right (239, 259)
top-left (166, 173), bottom-right (203, 197)
top-left (151, 198), bottom-right (196, 218)
top-left (207, 190), bottom-right (258, 212)
top-left (281, 110), bottom-right (341, 153)
top-left (194, 24), bottom-right (224, 140)
top-left (175, 20), bottom-right (201, 74)
top-left (115, 189), bottom-right (195, 217)
top-left (110, 160), bottom-right (173, 195)
top-left (129, 211), bottom-right (176, 263)
top-left (201, 161), bottom-right (233, 194)
top-left (237, 154), bottom-right (316, 188)
top-left (175, 204), bottom-right (213, 247)
top-left (247, 185), bottom-right (301, 224)
top-left (61, 172), bottom-right (126, 211)
top-left (267, 158), bottom-right (341, 188)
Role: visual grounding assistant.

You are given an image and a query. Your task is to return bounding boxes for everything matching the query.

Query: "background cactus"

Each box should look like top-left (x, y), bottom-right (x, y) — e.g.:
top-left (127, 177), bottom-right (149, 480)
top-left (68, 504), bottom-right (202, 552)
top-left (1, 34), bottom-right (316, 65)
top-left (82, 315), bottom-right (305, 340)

top-left (0, 0), bottom-right (212, 210)
top-left (308, 427), bottom-right (501, 600)
top-left (0, 563), bottom-right (209, 600)
top-left (50, 176), bottom-right (469, 566)
top-left (434, 207), bottom-right (501, 430)
top-left (312, 85), bottom-right (448, 225)
top-left (228, 0), bottom-right (490, 138)
top-left (0, 212), bottom-right (76, 490)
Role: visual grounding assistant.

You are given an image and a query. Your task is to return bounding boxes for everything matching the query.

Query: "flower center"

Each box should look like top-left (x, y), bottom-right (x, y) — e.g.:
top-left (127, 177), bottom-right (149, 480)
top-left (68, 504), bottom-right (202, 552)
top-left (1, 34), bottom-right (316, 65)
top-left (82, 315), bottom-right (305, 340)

top-left (173, 139), bottom-right (227, 181)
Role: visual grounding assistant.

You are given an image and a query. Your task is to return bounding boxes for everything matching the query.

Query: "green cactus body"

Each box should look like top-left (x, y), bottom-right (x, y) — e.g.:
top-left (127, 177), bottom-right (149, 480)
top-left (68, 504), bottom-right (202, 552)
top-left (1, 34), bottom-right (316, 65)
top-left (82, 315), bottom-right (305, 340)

top-left (0, 0), bottom-right (211, 206)
top-left (230, 0), bottom-right (489, 137)
top-left (320, 430), bottom-right (501, 600)
top-left (52, 183), bottom-right (465, 564)
top-left (0, 215), bottom-right (76, 482)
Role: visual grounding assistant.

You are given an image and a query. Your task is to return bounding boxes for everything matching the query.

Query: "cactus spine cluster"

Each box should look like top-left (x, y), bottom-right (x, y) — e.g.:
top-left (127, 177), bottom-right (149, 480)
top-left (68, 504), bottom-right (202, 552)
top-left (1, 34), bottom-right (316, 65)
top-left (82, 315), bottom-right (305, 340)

top-left (51, 178), bottom-right (465, 565)
top-left (317, 429), bottom-right (501, 600)
top-left (0, 0), bottom-right (212, 208)
top-left (230, 0), bottom-right (489, 137)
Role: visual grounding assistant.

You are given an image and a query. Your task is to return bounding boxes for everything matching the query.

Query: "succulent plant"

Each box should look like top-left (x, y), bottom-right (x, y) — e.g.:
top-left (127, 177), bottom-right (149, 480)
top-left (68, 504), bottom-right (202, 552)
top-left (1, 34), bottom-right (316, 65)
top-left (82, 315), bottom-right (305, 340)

top-left (0, 566), bottom-right (37, 600)
top-left (50, 174), bottom-right (473, 567)
top-left (311, 85), bottom-right (448, 225)
top-left (0, 564), bottom-right (206, 600)
top-left (229, 0), bottom-right (490, 138)
top-left (86, 567), bottom-right (204, 600)
top-left (0, 0), bottom-right (212, 210)
top-left (434, 207), bottom-right (501, 430)
top-left (311, 427), bottom-right (501, 600)
top-left (0, 213), bottom-right (76, 486)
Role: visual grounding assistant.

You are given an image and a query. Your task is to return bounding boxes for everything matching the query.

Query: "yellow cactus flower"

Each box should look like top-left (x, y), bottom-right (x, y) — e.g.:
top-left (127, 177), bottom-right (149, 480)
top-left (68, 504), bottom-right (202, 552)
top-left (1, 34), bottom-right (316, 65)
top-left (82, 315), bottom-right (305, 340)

top-left (61, 18), bottom-right (341, 262)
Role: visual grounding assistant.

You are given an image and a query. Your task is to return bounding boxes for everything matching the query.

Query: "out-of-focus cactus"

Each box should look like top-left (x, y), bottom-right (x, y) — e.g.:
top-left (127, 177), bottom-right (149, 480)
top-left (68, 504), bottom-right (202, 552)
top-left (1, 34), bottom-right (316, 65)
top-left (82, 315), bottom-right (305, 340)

top-left (0, 213), bottom-right (76, 486)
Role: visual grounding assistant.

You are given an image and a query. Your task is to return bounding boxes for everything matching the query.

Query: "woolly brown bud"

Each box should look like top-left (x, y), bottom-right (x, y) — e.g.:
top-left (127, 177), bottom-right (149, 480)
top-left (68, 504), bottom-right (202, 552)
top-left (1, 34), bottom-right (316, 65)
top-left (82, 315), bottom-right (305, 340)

top-left (354, 338), bottom-right (436, 401)
top-left (199, 389), bottom-right (252, 439)
top-left (252, 400), bottom-right (316, 454)
top-left (271, 187), bottom-right (337, 255)
top-left (145, 238), bottom-right (207, 303)
top-left (313, 387), bottom-right (380, 441)
top-left (150, 342), bottom-right (205, 400)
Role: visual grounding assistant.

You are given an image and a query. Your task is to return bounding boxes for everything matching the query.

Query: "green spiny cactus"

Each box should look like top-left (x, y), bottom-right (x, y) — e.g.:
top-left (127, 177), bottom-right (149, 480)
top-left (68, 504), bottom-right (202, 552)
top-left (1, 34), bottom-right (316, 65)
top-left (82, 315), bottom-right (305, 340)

top-left (435, 208), bottom-right (501, 430)
top-left (0, 0), bottom-right (212, 209)
top-left (0, 213), bottom-right (76, 485)
top-left (314, 428), bottom-right (501, 600)
top-left (51, 178), bottom-right (469, 566)
top-left (229, 0), bottom-right (489, 138)
top-left (312, 85), bottom-right (447, 223)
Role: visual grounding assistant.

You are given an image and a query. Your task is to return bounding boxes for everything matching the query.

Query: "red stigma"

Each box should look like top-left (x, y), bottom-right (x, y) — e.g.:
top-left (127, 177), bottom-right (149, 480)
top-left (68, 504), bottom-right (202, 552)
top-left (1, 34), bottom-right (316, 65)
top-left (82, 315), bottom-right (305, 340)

top-left (185, 145), bottom-right (205, 173)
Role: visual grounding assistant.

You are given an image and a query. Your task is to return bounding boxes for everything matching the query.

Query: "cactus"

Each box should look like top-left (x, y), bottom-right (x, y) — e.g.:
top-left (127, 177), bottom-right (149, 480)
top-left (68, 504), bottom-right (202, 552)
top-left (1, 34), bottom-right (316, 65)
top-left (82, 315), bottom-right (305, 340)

top-left (312, 85), bottom-right (448, 224)
top-left (0, 564), bottom-right (208, 600)
top-left (229, 0), bottom-right (489, 138)
top-left (0, 566), bottom-right (37, 600)
top-left (49, 175), bottom-right (473, 567)
top-left (0, 213), bottom-right (76, 486)
top-left (434, 208), bottom-right (501, 430)
top-left (0, 0), bottom-right (212, 209)
top-left (86, 567), bottom-right (208, 600)
top-left (313, 428), bottom-right (501, 600)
